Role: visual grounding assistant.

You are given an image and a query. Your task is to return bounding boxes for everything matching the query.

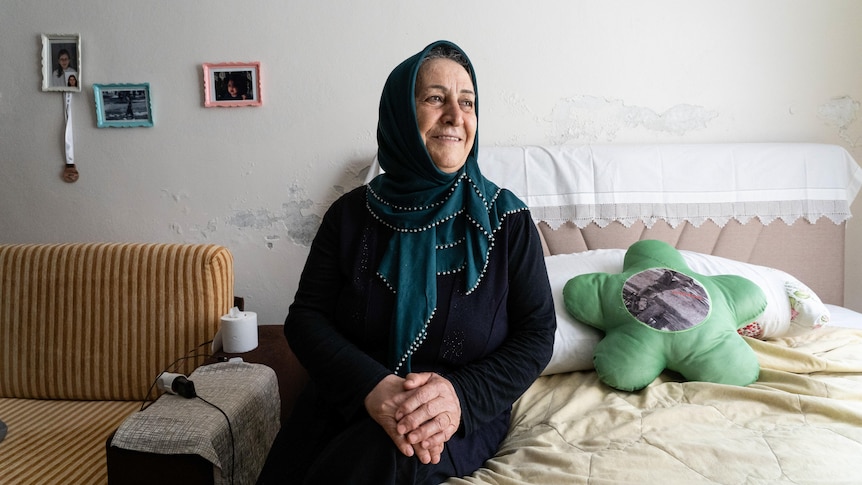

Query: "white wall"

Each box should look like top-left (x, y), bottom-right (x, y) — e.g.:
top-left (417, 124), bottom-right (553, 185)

top-left (2, 0), bottom-right (861, 323)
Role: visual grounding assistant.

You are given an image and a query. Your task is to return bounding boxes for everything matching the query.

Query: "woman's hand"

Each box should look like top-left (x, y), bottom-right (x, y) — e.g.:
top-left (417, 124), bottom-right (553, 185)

top-left (364, 372), bottom-right (461, 465)
top-left (395, 373), bottom-right (462, 462)
top-left (364, 374), bottom-right (415, 459)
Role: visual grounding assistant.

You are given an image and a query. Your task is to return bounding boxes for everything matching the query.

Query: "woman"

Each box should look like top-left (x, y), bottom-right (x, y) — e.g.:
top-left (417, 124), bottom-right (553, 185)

top-left (51, 48), bottom-right (77, 88)
top-left (258, 40), bottom-right (555, 484)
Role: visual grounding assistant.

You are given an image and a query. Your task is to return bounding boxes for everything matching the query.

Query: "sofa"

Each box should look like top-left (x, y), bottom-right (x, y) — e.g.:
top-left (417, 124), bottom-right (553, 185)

top-left (0, 243), bottom-right (234, 485)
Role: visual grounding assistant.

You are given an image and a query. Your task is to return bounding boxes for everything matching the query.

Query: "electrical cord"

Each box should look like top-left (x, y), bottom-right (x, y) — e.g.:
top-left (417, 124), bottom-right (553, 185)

top-left (134, 339), bottom-right (235, 484)
top-left (139, 340), bottom-right (213, 412)
top-left (197, 395), bottom-right (236, 485)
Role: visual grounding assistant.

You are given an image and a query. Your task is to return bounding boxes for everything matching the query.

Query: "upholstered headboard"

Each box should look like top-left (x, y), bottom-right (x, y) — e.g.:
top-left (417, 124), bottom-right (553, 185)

top-left (367, 143), bottom-right (862, 305)
top-left (535, 218), bottom-right (845, 305)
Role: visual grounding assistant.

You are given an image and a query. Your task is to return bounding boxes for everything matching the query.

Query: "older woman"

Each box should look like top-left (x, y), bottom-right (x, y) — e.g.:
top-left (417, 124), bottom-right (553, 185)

top-left (257, 40), bottom-right (555, 484)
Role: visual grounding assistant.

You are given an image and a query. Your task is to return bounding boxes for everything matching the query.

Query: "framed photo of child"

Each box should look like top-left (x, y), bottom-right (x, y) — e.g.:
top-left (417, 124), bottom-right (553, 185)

top-left (203, 62), bottom-right (262, 107)
top-left (42, 34), bottom-right (82, 92)
top-left (93, 83), bottom-right (154, 128)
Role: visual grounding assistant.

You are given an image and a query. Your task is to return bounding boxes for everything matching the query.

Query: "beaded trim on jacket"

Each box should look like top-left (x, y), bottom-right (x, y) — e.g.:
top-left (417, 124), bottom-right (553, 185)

top-left (366, 182), bottom-right (528, 374)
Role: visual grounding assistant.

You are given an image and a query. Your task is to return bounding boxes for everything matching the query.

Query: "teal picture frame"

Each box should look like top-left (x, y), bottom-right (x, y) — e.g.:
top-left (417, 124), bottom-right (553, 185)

top-left (93, 83), bottom-right (153, 128)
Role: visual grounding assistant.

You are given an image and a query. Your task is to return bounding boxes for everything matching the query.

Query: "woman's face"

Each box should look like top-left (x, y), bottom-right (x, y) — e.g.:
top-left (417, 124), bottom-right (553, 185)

top-left (227, 80), bottom-right (238, 97)
top-left (414, 58), bottom-right (477, 173)
top-left (58, 53), bottom-right (70, 70)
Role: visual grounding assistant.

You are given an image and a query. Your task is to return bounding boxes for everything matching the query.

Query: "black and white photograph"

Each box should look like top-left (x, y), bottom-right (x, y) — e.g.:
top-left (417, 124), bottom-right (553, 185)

top-left (93, 83), bottom-right (153, 128)
top-left (623, 268), bottom-right (710, 331)
top-left (203, 62), bottom-right (261, 107)
top-left (41, 34), bottom-right (81, 92)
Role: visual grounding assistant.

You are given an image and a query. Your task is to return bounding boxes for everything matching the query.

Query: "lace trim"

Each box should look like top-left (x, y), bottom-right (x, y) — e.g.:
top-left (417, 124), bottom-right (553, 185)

top-left (531, 199), bottom-right (853, 229)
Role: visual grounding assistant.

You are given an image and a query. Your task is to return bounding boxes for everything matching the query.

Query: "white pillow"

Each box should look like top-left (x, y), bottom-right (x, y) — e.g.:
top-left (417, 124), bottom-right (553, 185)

top-left (541, 248), bottom-right (830, 375)
top-left (678, 251), bottom-right (830, 338)
top-left (785, 278), bottom-right (830, 331)
top-left (541, 250), bottom-right (620, 375)
top-left (678, 251), bottom-right (788, 338)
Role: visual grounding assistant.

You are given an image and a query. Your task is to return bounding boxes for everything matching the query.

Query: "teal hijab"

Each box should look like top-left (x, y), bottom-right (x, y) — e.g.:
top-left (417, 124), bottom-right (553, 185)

top-left (366, 40), bottom-right (527, 374)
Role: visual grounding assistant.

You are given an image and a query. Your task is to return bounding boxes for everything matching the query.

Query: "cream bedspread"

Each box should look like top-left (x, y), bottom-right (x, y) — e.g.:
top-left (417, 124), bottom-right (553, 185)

top-left (447, 327), bottom-right (862, 484)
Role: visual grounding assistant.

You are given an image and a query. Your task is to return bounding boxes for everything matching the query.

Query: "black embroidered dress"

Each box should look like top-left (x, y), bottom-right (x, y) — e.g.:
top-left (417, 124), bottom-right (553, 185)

top-left (265, 187), bottom-right (554, 484)
top-left (258, 40), bottom-right (555, 485)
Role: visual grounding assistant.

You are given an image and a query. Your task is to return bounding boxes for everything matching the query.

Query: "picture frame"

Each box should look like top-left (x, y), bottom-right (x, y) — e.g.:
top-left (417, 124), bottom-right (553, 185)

top-left (93, 83), bottom-right (154, 128)
top-left (41, 33), bottom-right (82, 92)
top-left (203, 62), bottom-right (262, 107)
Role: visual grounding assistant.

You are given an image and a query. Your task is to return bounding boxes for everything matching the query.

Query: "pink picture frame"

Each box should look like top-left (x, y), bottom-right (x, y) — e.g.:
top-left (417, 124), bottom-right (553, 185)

top-left (203, 62), bottom-right (261, 107)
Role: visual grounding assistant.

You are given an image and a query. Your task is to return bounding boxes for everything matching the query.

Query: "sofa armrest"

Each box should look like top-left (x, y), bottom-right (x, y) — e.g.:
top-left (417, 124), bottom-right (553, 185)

top-left (210, 325), bottom-right (309, 424)
top-left (109, 362), bottom-right (278, 484)
top-left (106, 434), bottom-right (214, 485)
top-left (106, 326), bottom-right (306, 485)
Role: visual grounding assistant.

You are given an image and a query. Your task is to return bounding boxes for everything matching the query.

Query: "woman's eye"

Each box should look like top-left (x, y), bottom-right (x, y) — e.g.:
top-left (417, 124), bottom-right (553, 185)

top-left (460, 99), bottom-right (474, 109)
top-left (427, 95), bottom-right (443, 104)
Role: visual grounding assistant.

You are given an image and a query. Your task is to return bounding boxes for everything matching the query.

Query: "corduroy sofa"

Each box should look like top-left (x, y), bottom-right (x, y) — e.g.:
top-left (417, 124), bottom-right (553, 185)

top-left (0, 243), bottom-right (234, 485)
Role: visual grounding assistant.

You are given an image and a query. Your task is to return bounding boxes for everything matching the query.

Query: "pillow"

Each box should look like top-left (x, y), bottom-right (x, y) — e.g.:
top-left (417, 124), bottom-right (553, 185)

top-left (786, 278), bottom-right (830, 330)
top-left (563, 240), bottom-right (765, 391)
top-left (542, 246), bottom-right (829, 375)
top-left (0, 418), bottom-right (6, 444)
top-left (679, 251), bottom-right (830, 338)
top-left (541, 250), bottom-right (620, 375)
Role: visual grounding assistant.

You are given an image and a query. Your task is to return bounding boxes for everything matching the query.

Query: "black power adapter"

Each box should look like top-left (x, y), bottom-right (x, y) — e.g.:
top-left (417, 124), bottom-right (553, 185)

top-left (156, 372), bottom-right (197, 399)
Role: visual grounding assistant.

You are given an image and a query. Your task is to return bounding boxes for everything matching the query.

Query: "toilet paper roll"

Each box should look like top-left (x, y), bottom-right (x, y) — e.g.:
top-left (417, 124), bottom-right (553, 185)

top-left (213, 308), bottom-right (258, 353)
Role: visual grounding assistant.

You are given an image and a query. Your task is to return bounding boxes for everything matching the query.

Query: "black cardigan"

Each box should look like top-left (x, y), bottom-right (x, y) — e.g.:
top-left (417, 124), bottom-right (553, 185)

top-left (284, 185), bottom-right (555, 467)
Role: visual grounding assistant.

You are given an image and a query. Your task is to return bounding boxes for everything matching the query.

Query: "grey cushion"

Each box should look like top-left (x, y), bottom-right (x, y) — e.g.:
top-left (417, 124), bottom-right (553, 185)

top-left (0, 419), bottom-right (6, 443)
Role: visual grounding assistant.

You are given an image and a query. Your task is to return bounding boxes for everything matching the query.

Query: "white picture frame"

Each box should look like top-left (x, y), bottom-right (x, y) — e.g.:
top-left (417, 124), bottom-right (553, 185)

top-left (42, 33), bottom-right (81, 93)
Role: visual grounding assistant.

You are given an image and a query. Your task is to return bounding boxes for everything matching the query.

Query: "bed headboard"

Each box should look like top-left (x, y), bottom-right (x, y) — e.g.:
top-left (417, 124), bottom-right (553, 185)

top-left (366, 143), bottom-right (862, 305)
top-left (535, 218), bottom-right (845, 304)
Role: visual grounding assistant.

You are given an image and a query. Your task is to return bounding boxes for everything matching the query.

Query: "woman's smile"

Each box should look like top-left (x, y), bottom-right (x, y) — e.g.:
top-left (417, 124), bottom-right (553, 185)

top-left (414, 58), bottom-right (477, 173)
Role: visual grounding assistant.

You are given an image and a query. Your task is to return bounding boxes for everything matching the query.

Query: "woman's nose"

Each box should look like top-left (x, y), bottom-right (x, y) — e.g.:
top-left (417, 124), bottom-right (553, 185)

top-left (441, 99), bottom-right (463, 125)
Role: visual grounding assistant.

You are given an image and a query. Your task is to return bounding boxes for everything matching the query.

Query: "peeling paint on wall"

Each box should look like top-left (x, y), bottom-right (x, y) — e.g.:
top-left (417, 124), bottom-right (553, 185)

top-left (160, 189), bottom-right (191, 202)
top-left (188, 219), bottom-right (218, 239)
top-left (549, 95), bottom-right (719, 143)
top-left (499, 90), bottom-right (533, 116)
top-left (818, 96), bottom-right (861, 147)
top-left (227, 184), bottom-right (321, 247)
top-left (264, 235), bottom-right (280, 249)
top-left (171, 177), bottom-right (363, 249)
top-left (332, 162), bottom-right (372, 196)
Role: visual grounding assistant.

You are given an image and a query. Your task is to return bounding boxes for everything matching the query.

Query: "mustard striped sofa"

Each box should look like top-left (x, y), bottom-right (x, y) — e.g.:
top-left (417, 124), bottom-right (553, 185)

top-left (0, 243), bottom-right (234, 484)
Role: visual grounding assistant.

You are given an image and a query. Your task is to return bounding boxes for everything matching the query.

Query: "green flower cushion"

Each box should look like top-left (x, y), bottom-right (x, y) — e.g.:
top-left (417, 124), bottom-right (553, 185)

top-left (563, 240), bottom-right (767, 391)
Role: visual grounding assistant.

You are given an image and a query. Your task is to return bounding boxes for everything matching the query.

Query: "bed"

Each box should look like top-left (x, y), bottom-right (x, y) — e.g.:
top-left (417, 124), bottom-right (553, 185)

top-left (424, 143), bottom-right (862, 484)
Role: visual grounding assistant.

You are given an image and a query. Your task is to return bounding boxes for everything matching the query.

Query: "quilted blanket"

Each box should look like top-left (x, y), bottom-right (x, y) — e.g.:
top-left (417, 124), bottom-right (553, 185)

top-left (447, 327), bottom-right (862, 484)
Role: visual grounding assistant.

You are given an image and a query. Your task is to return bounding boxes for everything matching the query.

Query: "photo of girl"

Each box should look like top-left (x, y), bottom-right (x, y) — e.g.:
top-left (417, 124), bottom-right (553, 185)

top-left (216, 71), bottom-right (254, 101)
top-left (42, 35), bottom-right (81, 92)
top-left (51, 48), bottom-right (77, 87)
top-left (202, 62), bottom-right (261, 107)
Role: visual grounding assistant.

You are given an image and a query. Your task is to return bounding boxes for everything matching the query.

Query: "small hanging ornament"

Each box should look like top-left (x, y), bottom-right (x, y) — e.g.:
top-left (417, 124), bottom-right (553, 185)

top-left (62, 92), bottom-right (78, 183)
top-left (63, 164), bottom-right (79, 183)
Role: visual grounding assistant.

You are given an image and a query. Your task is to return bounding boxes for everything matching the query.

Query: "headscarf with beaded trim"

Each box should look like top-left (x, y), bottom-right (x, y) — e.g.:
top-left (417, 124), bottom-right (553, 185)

top-left (366, 40), bottom-right (527, 374)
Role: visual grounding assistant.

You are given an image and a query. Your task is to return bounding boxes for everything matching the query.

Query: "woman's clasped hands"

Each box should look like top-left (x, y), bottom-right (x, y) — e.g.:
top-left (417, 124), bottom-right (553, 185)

top-left (365, 372), bottom-right (462, 465)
